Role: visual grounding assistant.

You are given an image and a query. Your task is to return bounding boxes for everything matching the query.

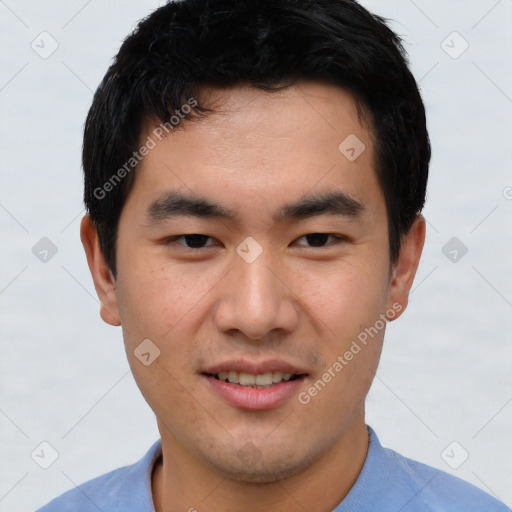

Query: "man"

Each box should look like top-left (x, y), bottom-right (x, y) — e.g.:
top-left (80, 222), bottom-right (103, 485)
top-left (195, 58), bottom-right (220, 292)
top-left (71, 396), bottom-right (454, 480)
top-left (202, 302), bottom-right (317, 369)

top-left (37, 0), bottom-right (509, 510)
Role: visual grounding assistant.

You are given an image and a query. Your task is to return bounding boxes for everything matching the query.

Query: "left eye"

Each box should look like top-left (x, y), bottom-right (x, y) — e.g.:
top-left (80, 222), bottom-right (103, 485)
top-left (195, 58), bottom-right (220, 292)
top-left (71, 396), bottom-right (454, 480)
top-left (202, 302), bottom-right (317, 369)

top-left (293, 233), bottom-right (343, 247)
top-left (168, 234), bottom-right (216, 248)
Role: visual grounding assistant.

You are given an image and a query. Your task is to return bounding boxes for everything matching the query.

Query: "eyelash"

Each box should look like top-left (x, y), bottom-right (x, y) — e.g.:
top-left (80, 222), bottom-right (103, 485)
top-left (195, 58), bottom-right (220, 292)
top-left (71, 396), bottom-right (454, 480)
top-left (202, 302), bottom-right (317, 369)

top-left (165, 233), bottom-right (348, 249)
top-left (165, 234), bottom-right (218, 249)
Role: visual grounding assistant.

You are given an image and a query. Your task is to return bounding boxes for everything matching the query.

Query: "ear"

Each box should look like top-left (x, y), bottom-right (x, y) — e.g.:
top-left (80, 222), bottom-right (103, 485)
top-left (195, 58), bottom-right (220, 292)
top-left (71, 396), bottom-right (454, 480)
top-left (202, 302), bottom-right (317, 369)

top-left (80, 215), bottom-right (121, 326)
top-left (386, 215), bottom-right (426, 321)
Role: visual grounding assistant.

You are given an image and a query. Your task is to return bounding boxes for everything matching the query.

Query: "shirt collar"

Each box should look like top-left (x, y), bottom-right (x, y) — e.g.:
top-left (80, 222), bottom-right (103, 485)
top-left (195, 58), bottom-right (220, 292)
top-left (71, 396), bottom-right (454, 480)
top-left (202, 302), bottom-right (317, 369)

top-left (117, 438), bottom-right (162, 511)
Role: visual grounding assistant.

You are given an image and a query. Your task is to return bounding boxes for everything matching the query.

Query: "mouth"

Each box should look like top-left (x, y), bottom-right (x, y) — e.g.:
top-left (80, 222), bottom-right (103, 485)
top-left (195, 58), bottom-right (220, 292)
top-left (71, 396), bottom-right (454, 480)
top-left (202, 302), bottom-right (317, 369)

top-left (201, 361), bottom-right (309, 411)
top-left (207, 371), bottom-right (303, 388)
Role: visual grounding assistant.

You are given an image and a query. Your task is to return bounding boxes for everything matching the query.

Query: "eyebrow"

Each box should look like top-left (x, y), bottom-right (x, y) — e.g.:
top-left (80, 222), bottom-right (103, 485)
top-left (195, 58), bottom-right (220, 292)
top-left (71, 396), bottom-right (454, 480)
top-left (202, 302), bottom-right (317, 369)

top-left (145, 191), bottom-right (364, 224)
top-left (274, 191), bottom-right (364, 222)
top-left (146, 193), bottom-right (236, 222)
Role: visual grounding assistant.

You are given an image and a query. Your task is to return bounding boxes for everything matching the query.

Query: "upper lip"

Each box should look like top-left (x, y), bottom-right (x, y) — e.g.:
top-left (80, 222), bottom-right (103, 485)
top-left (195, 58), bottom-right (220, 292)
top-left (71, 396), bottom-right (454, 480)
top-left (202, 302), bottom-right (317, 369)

top-left (202, 359), bottom-right (309, 376)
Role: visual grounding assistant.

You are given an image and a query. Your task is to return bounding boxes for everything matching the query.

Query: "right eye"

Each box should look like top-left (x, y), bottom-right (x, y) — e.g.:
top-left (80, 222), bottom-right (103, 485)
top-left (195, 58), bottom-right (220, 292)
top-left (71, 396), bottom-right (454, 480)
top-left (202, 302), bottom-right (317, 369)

top-left (165, 234), bottom-right (217, 249)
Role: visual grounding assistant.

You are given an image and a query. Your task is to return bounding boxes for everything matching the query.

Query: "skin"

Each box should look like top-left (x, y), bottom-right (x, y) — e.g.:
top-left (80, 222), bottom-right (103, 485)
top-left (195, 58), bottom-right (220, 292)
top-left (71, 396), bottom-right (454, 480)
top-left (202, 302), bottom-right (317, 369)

top-left (81, 81), bottom-right (425, 512)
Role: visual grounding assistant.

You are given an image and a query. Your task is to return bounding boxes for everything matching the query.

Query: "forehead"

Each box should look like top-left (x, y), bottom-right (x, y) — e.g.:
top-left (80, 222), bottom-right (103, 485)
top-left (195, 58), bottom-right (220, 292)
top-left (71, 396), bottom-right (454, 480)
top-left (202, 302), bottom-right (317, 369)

top-left (130, 81), bottom-right (381, 219)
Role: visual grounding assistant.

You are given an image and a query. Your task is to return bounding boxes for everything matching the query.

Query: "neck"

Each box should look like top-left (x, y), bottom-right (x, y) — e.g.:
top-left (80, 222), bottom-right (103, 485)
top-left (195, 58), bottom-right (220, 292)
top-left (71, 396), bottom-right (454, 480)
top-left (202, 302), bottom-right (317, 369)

top-left (152, 413), bottom-right (369, 512)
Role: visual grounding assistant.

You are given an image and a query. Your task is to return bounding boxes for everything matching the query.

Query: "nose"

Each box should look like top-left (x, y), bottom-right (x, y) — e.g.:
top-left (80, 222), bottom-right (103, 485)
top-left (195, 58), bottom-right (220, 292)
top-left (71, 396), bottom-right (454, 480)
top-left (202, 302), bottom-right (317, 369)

top-left (213, 252), bottom-right (300, 341)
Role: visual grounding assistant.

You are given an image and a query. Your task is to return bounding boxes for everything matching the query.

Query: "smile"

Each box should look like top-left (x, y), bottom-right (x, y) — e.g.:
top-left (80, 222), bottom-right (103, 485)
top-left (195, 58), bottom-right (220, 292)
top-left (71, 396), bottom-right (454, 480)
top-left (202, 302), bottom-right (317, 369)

top-left (211, 371), bottom-right (299, 388)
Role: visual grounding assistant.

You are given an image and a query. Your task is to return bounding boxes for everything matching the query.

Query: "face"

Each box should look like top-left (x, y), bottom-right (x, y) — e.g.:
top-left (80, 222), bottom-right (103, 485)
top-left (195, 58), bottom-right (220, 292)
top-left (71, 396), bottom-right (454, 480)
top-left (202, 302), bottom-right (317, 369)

top-left (82, 81), bottom-right (424, 483)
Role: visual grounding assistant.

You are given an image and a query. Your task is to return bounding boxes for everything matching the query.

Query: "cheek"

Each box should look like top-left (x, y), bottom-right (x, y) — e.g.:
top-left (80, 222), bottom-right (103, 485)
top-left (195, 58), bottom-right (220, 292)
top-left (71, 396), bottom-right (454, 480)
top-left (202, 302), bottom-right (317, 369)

top-left (114, 259), bottom-right (208, 413)
top-left (115, 254), bottom-right (219, 344)
top-left (115, 268), bottom-right (174, 344)
top-left (297, 259), bottom-right (389, 336)
top-left (295, 258), bottom-right (388, 406)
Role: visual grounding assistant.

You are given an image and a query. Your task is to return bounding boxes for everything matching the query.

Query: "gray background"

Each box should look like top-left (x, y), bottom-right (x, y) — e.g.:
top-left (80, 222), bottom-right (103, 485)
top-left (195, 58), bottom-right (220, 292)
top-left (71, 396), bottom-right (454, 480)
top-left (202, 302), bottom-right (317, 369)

top-left (1, 0), bottom-right (511, 510)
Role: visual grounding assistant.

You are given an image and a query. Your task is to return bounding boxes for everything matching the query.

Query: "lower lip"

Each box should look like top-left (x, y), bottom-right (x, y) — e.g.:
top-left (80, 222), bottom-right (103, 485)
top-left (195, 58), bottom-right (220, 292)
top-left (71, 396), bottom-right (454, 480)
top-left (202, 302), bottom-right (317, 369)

top-left (203, 375), bottom-right (306, 411)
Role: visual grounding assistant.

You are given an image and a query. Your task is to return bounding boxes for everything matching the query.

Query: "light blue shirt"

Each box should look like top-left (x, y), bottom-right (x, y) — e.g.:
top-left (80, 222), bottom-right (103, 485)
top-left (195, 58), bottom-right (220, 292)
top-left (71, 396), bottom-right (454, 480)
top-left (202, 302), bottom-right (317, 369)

top-left (36, 427), bottom-right (509, 511)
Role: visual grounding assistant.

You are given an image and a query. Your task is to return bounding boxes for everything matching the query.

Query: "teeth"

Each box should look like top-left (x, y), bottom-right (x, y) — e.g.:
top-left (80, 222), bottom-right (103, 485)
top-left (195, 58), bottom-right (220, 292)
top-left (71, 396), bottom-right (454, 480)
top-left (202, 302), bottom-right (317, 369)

top-left (215, 371), bottom-right (297, 387)
top-left (255, 373), bottom-right (273, 386)
top-left (238, 372), bottom-right (255, 386)
top-left (272, 372), bottom-right (283, 383)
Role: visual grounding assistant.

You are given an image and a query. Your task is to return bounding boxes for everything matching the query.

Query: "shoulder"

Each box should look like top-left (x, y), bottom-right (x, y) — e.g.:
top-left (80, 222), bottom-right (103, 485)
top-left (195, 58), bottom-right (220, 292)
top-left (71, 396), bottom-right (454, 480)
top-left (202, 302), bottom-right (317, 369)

top-left (379, 439), bottom-right (509, 511)
top-left (34, 440), bottom-right (162, 512)
top-left (339, 428), bottom-right (509, 512)
top-left (35, 466), bottom-right (128, 512)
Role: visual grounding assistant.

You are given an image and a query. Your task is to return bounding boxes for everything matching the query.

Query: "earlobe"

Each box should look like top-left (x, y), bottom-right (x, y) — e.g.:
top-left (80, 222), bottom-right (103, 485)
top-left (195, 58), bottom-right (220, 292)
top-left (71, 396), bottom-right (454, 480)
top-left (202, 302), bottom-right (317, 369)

top-left (387, 215), bottom-right (426, 321)
top-left (80, 215), bottom-right (122, 326)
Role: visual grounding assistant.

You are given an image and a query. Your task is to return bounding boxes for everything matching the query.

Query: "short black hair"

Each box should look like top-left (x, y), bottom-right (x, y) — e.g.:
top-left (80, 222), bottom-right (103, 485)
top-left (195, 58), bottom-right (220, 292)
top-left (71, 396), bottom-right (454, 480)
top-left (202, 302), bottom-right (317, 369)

top-left (83, 0), bottom-right (430, 276)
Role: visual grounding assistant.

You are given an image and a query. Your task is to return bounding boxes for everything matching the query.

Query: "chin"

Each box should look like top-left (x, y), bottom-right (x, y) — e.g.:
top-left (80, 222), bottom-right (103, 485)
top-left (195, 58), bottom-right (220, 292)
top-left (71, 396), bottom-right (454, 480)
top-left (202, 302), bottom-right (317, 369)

top-left (224, 463), bottom-right (305, 485)
top-left (206, 445), bottom-right (318, 485)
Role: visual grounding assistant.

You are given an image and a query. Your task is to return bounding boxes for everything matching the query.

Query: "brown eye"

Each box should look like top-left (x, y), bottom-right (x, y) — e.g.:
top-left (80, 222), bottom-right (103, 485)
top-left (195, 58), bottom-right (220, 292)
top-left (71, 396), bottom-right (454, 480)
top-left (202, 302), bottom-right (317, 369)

top-left (182, 234), bottom-right (211, 248)
top-left (294, 233), bottom-right (343, 247)
top-left (167, 234), bottom-right (215, 248)
top-left (305, 233), bottom-right (329, 247)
